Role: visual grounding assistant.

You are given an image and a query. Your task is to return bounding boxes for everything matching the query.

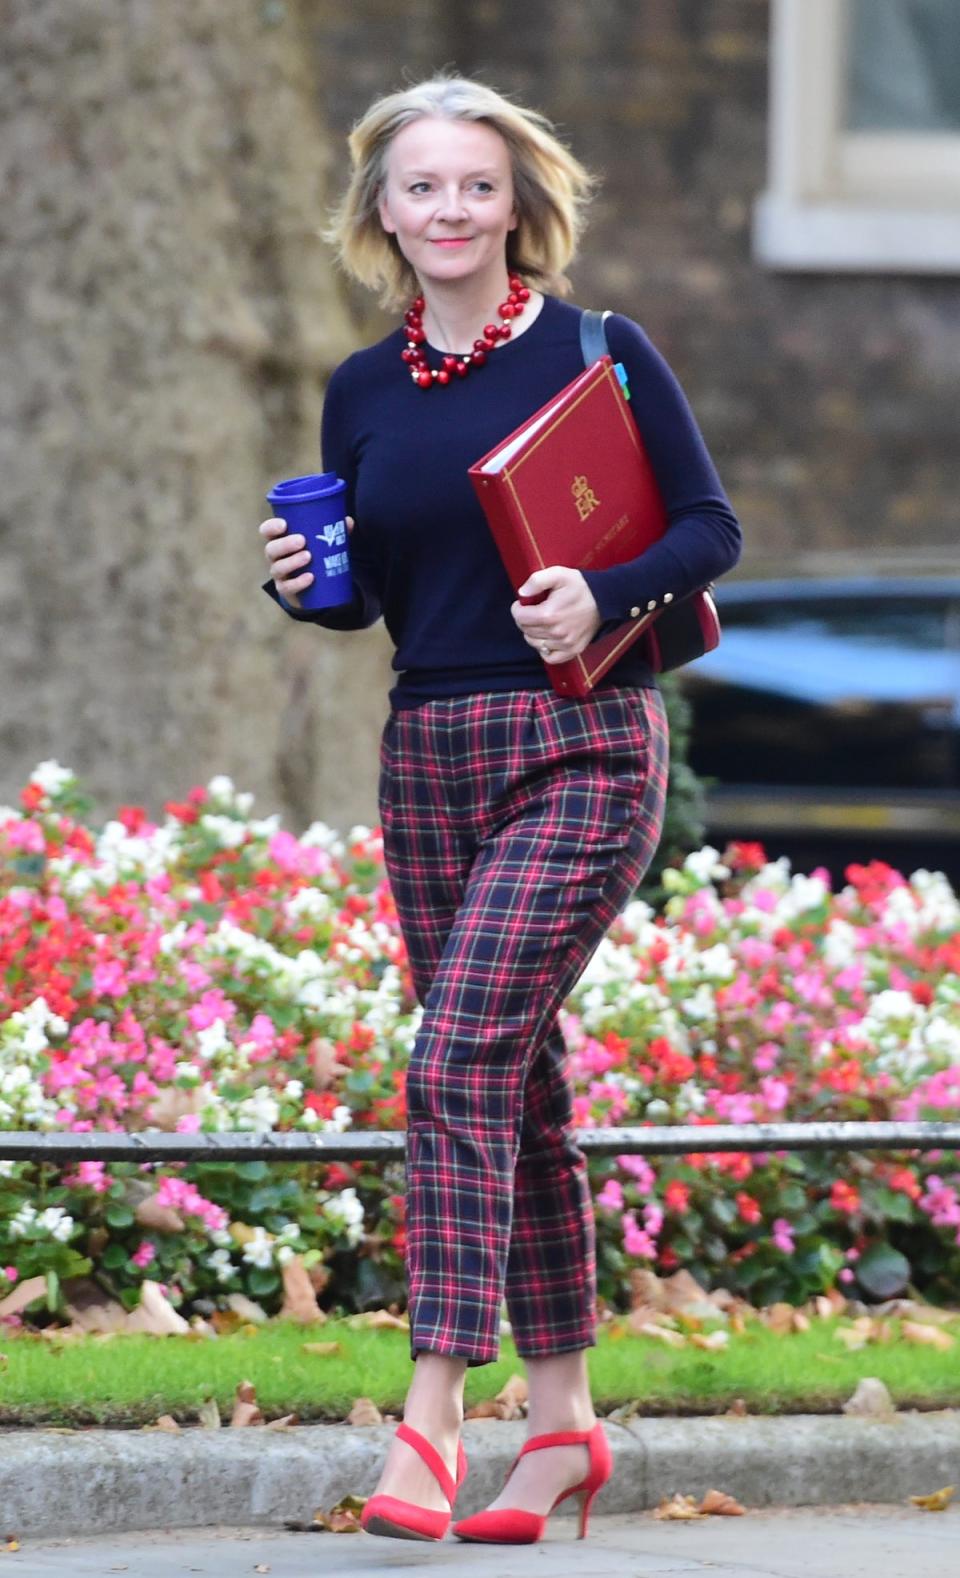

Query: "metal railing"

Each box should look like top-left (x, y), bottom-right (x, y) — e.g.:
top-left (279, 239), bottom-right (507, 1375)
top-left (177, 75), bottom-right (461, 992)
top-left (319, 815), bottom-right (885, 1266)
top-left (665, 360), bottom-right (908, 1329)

top-left (2, 1120), bottom-right (959, 1164)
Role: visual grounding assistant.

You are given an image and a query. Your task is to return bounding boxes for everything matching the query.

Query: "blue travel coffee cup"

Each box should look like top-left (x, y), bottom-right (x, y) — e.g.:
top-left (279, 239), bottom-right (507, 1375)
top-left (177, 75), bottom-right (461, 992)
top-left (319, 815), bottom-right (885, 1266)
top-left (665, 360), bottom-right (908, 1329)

top-left (266, 472), bottom-right (352, 610)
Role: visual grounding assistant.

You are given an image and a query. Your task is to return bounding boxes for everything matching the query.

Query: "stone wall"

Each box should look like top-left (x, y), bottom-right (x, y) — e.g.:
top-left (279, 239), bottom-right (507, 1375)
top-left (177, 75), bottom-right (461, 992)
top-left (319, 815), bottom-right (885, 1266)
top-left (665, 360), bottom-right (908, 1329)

top-left (3, 0), bottom-right (957, 833)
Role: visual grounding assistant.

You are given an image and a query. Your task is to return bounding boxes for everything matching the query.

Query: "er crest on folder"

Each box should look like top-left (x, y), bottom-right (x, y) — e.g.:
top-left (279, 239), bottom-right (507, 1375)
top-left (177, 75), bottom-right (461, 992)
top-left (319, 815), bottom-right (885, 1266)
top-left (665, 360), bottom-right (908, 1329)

top-left (467, 354), bottom-right (668, 697)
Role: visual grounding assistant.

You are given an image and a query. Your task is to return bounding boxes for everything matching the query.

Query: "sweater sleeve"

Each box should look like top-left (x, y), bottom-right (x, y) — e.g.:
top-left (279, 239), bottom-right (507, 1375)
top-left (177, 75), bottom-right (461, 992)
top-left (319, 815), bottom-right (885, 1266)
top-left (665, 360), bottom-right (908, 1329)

top-left (578, 314), bottom-right (741, 624)
top-left (261, 358), bottom-right (383, 631)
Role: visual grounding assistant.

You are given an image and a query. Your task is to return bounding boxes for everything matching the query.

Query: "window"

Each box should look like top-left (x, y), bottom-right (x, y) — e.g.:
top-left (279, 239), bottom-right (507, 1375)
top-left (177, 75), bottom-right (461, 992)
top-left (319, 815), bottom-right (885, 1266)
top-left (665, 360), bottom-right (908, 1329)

top-left (754, 0), bottom-right (960, 272)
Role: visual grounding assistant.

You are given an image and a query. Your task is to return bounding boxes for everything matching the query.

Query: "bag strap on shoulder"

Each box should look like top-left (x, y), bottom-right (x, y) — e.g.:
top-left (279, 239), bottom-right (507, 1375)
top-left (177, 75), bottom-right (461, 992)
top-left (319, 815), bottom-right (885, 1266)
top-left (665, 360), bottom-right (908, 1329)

top-left (579, 308), bottom-right (612, 368)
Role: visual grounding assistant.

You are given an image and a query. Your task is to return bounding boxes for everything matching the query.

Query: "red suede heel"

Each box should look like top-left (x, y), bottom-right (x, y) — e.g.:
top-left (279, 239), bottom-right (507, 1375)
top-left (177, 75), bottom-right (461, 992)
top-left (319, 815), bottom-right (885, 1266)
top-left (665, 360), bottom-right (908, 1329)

top-left (452, 1419), bottom-right (612, 1544)
top-left (360, 1422), bottom-right (467, 1541)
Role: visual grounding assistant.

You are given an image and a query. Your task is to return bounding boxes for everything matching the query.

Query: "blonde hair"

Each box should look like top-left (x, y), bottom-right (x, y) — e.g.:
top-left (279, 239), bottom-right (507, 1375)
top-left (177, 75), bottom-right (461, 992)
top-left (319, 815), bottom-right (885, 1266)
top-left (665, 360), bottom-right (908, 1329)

top-left (324, 74), bottom-right (596, 310)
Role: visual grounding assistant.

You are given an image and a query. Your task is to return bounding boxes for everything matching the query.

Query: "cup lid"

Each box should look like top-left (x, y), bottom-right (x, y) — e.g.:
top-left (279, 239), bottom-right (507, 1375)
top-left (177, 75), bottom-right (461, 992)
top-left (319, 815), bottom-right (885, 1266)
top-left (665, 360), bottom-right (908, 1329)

top-left (267, 471), bottom-right (345, 502)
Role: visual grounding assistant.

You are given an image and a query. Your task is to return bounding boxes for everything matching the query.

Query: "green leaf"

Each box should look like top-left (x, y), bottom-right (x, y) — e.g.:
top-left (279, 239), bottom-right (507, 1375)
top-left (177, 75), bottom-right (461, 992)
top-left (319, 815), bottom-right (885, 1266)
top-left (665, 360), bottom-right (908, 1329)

top-left (854, 1243), bottom-right (911, 1299)
top-left (102, 1243), bottom-right (128, 1269)
top-left (45, 1269), bottom-right (60, 1312)
top-left (246, 1268), bottom-right (280, 1297)
top-left (236, 1161), bottom-right (270, 1183)
top-left (105, 1204), bottom-right (135, 1230)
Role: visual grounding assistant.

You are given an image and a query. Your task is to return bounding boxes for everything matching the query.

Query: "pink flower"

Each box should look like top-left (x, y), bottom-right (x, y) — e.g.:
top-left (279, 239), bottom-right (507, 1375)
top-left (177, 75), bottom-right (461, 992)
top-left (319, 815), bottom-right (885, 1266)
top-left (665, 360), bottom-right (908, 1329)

top-left (771, 1217), bottom-right (794, 1253)
top-left (616, 1155), bottom-right (656, 1194)
top-left (838, 1268), bottom-right (855, 1283)
top-left (3, 1267), bottom-right (18, 1283)
top-left (752, 1042), bottom-right (781, 1073)
top-left (131, 1241), bottom-right (157, 1269)
top-left (92, 959), bottom-right (129, 997)
top-left (759, 1076), bottom-right (790, 1114)
top-left (596, 1179), bottom-right (624, 1212)
top-left (174, 1113), bottom-right (201, 1133)
top-left (621, 1212), bottom-right (657, 1258)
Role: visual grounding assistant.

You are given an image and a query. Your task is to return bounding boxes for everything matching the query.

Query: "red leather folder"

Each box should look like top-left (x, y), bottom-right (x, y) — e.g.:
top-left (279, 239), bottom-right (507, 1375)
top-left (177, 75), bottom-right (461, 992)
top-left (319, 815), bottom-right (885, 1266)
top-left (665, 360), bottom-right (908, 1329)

top-left (468, 355), bottom-right (667, 697)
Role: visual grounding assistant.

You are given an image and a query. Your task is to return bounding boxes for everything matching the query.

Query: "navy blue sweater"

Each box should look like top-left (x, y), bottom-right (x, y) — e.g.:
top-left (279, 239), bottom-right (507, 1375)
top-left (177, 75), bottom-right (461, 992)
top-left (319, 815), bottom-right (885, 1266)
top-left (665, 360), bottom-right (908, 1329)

top-left (262, 295), bottom-right (741, 711)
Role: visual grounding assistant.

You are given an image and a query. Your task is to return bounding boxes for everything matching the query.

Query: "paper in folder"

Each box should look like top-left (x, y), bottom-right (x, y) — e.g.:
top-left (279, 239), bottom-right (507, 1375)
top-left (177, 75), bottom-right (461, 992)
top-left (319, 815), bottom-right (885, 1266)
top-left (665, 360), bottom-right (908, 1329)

top-left (467, 354), bottom-right (667, 697)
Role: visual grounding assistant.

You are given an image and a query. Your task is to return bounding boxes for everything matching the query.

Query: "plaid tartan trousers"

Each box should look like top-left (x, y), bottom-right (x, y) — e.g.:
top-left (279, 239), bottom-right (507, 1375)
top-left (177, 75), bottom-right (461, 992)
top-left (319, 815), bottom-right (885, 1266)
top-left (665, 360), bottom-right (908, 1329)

top-left (377, 683), bottom-right (669, 1365)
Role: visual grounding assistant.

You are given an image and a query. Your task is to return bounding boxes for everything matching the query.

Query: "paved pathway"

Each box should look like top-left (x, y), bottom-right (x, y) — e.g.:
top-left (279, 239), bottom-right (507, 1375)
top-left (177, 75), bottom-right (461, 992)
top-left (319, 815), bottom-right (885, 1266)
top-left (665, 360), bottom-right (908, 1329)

top-left (9, 1506), bottom-right (959, 1578)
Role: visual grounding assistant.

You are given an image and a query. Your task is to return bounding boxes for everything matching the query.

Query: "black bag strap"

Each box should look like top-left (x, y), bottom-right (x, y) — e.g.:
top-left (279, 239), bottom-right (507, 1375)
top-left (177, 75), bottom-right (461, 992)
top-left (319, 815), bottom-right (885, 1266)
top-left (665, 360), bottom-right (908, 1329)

top-left (579, 308), bottom-right (613, 368)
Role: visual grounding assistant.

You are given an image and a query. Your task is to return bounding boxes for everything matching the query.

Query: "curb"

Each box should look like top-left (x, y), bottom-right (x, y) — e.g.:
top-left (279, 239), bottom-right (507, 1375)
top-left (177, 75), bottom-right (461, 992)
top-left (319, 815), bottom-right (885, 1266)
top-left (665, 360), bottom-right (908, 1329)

top-left (2, 1411), bottom-right (958, 1538)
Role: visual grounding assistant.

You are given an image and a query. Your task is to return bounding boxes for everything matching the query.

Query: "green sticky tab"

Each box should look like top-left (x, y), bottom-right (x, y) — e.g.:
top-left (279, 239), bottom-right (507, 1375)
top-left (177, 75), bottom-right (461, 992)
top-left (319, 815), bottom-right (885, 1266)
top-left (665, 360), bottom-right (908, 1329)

top-left (614, 361), bottom-right (631, 400)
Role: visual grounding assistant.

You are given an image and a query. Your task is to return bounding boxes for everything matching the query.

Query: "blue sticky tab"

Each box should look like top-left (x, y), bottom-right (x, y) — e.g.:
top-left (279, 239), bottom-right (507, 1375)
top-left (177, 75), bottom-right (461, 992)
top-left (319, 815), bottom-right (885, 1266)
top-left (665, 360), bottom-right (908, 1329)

top-left (614, 361), bottom-right (631, 400)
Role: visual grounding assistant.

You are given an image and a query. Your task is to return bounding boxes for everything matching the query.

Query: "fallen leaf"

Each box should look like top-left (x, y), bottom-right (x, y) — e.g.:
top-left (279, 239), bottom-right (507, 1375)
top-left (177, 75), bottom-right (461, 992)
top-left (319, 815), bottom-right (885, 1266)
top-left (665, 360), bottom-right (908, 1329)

top-left (231, 1379), bottom-right (264, 1428)
top-left (347, 1309), bottom-right (408, 1330)
top-left (464, 1371), bottom-right (527, 1421)
top-left (198, 1396), bottom-right (222, 1429)
top-left (909, 1486), bottom-right (955, 1512)
top-left (253, 1564), bottom-right (271, 1572)
top-left (689, 1330), bottom-right (729, 1351)
top-left (0, 1276), bottom-right (46, 1319)
top-left (654, 1493), bottom-right (702, 1520)
top-left (700, 1488), bottom-right (745, 1516)
top-left (764, 1302), bottom-right (796, 1335)
top-left (842, 1378), bottom-right (895, 1418)
top-left (153, 1415), bottom-right (181, 1433)
top-left (313, 1493), bottom-right (366, 1533)
top-left (3, 1538), bottom-right (21, 1552)
top-left (134, 1193), bottom-right (186, 1234)
top-left (834, 1326), bottom-right (868, 1351)
top-left (263, 1414), bottom-right (298, 1430)
top-left (279, 1255), bottom-right (326, 1324)
top-left (224, 1294), bottom-right (269, 1325)
top-left (302, 1341), bottom-right (342, 1357)
top-left (129, 1279), bottom-right (191, 1336)
top-left (634, 1322), bottom-right (687, 1348)
top-left (901, 1321), bottom-right (955, 1351)
top-left (724, 1398), bottom-right (748, 1416)
top-left (346, 1396), bottom-right (383, 1426)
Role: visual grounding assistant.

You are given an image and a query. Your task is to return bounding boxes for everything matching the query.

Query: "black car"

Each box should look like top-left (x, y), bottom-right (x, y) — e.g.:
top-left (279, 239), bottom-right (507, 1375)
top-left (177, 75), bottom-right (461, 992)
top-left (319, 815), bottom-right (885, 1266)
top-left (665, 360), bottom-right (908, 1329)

top-left (678, 573), bottom-right (960, 886)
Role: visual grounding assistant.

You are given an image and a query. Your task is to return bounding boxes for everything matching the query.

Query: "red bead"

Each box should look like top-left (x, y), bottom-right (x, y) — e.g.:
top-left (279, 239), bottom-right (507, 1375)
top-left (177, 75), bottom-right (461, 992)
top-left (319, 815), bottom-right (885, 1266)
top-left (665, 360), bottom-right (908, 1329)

top-left (509, 274), bottom-right (523, 289)
top-left (507, 292), bottom-right (520, 305)
top-left (483, 324), bottom-right (499, 341)
top-left (442, 355), bottom-right (458, 370)
top-left (409, 326), bottom-right (426, 344)
top-left (456, 361), bottom-right (470, 377)
top-left (498, 301), bottom-right (512, 317)
top-left (417, 370), bottom-right (432, 387)
top-left (499, 324), bottom-right (512, 339)
top-left (471, 349), bottom-right (487, 366)
top-left (517, 286), bottom-right (531, 301)
top-left (473, 338), bottom-right (488, 352)
top-left (401, 348), bottom-right (415, 364)
top-left (413, 295), bottom-right (425, 310)
top-left (436, 369), bottom-right (450, 385)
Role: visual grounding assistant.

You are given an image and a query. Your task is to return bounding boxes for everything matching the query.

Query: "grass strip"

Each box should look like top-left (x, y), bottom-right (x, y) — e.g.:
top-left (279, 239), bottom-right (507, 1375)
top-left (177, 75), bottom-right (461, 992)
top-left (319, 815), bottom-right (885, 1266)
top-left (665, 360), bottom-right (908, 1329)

top-left (1, 1315), bottom-right (958, 1429)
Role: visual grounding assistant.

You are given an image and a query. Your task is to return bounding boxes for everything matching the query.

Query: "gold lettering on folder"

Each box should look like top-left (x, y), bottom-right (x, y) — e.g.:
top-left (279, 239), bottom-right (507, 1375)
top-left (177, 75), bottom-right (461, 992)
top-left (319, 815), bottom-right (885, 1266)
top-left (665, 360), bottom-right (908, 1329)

top-left (572, 475), bottom-right (600, 521)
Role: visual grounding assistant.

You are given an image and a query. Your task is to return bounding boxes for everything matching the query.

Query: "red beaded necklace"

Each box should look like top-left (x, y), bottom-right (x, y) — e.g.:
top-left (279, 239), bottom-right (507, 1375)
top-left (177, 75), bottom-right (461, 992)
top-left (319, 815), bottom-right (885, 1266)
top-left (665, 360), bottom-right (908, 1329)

top-left (401, 274), bottom-right (531, 388)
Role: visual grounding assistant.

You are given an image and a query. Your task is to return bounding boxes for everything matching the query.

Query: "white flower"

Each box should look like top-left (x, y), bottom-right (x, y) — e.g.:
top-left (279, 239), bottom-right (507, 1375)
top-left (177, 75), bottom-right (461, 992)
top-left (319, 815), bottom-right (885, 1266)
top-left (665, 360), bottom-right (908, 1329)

top-left (286, 889), bottom-right (333, 923)
top-left (923, 1016), bottom-right (960, 1062)
top-left (276, 1245), bottom-right (296, 1266)
top-left (283, 1079), bottom-right (304, 1101)
top-left (868, 990), bottom-right (922, 1025)
top-left (174, 1060), bottom-right (202, 1084)
top-left (199, 814), bottom-right (247, 850)
top-left (777, 874), bottom-right (830, 920)
top-left (30, 760), bottom-right (75, 796)
top-left (241, 1227), bottom-right (275, 1269)
top-left (249, 815), bottom-right (282, 839)
top-left (236, 1086), bottom-right (280, 1129)
top-left (206, 1248), bottom-right (238, 1282)
top-left (683, 846), bottom-right (731, 884)
top-left (0, 1160), bottom-right (16, 1178)
top-left (320, 1187), bottom-right (365, 1245)
top-left (195, 1019), bottom-right (231, 1061)
top-left (322, 1104), bottom-right (352, 1133)
top-left (207, 774), bottom-right (236, 801)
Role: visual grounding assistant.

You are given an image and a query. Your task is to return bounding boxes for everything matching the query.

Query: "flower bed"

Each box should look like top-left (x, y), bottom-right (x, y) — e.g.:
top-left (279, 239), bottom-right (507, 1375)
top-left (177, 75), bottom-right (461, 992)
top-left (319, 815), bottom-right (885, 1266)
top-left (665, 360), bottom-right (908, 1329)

top-left (1, 763), bottom-right (958, 1325)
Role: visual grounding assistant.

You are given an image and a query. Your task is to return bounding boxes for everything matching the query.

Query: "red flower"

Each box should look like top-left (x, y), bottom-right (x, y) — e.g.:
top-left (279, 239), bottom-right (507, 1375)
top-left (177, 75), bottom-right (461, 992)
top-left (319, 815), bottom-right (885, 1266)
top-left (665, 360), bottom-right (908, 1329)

top-left (116, 805), bottom-right (149, 834)
top-left (725, 841), bottom-right (767, 872)
top-left (735, 1190), bottom-right (762, 1224)
top-left (20, 782), bottom-right (46, 812)
top-left (664, 1180), bottom-right (691, 1213)
top-left (830, 1179), bottom-right (861, 1215)
top-left (658, 1245), bottom-right (680, 1270)
top-left (886, 1166), bottom-right (921, 1200)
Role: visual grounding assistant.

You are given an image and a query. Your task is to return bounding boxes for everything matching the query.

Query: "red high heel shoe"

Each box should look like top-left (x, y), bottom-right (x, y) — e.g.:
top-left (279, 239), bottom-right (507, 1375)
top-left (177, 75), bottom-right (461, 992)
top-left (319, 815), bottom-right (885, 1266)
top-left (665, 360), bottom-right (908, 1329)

top-left (360, 1421), bottom-right (468, 1541)
top-left (452, 1420), bottom-right (612, 1543)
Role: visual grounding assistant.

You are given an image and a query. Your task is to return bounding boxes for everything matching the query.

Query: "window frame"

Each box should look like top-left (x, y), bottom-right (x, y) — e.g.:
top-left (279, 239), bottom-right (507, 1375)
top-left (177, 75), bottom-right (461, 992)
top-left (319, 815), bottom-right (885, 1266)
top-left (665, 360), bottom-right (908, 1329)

top-left (753, 0), bottom-right (960, 273)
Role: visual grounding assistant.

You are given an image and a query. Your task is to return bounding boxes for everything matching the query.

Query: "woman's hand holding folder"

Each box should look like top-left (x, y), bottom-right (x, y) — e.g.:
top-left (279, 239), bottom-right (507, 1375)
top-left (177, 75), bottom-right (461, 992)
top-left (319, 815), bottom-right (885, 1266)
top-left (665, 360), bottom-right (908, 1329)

top-left (510, 565), bottom-right (603, 662)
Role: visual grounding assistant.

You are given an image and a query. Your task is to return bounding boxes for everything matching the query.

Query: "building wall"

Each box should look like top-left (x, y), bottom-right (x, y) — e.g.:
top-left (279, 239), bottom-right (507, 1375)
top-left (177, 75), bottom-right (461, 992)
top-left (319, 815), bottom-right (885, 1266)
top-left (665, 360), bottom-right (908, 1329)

top-left (4, 0), bottom-right (957, 834)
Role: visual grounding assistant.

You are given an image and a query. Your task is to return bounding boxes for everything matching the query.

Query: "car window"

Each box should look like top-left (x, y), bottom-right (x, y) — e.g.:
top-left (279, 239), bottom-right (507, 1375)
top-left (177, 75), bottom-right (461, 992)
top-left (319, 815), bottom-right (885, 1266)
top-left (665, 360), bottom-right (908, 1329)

top-left (721, 596), bottom-right (948, 650)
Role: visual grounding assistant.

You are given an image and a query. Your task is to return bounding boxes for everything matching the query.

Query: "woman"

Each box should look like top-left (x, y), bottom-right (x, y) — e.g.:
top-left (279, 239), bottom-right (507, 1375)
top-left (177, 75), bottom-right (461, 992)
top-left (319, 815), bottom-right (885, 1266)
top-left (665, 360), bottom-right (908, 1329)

top-left (260, 74), bottom-right (741, 1544)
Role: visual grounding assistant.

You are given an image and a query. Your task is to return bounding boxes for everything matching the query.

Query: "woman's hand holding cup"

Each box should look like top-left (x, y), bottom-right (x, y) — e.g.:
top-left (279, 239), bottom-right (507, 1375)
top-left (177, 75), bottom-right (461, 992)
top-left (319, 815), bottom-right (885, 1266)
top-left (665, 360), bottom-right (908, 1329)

top-left (260, 515), bottom-right (355, 609)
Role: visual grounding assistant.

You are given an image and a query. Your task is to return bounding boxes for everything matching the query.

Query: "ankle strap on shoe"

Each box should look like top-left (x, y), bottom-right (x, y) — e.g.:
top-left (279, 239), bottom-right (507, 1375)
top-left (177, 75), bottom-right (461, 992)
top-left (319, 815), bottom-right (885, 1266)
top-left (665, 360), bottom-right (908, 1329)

top-left (519, 1423), bottom-right (596, 1457)
top-left (396, 1421), bottom-right (458, 1504)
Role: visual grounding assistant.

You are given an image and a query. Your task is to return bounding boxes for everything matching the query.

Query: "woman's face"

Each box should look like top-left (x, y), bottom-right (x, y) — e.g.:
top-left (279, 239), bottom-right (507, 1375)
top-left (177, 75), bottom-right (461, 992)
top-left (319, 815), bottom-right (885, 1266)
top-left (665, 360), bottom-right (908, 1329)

top-left (378, 115), bottom-right (518, 291)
